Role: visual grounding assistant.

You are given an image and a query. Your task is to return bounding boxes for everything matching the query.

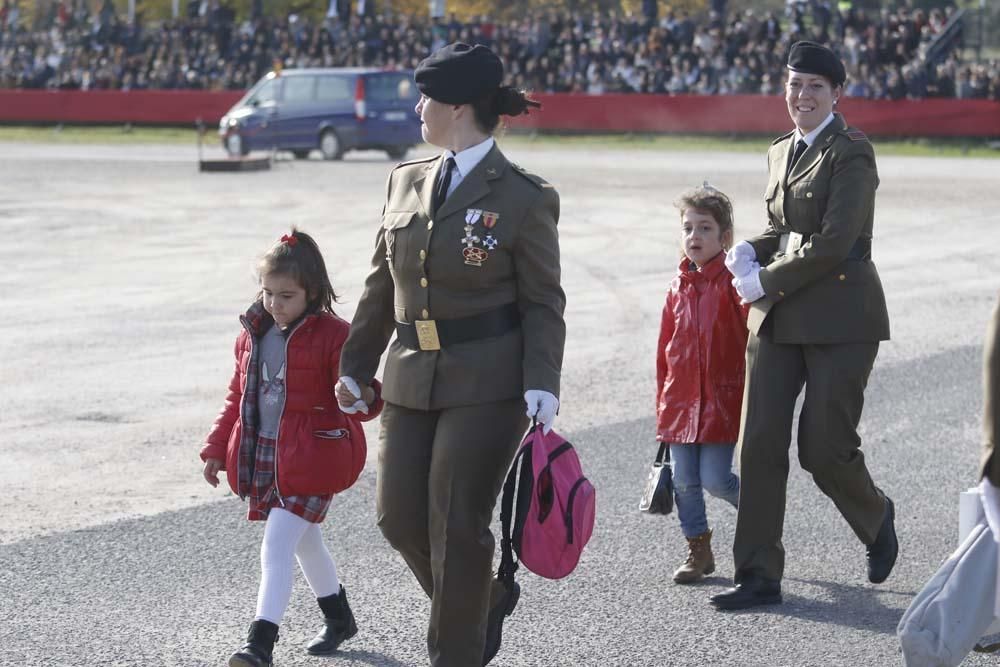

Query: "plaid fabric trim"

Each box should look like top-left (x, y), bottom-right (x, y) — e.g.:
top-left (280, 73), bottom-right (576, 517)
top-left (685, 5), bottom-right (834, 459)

top-left (236, 303), bottom-right (269, 498)
top-left (247, 434), bottom-right (332, 523)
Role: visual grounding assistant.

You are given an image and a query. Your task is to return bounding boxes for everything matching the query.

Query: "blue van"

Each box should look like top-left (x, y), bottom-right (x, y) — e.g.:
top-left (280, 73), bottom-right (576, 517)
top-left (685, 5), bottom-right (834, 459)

top-left (218, 68), bottom-right (422, 160)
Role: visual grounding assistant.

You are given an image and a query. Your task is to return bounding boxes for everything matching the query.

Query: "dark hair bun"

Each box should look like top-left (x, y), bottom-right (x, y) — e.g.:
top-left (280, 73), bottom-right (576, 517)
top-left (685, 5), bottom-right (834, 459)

top-left (492, 86), bottom-right (542, 117)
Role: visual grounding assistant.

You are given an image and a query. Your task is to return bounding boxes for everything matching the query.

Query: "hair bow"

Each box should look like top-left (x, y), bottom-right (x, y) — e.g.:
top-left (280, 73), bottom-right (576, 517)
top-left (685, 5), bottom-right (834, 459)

top-left (280, 234), bottom-right (298, 246)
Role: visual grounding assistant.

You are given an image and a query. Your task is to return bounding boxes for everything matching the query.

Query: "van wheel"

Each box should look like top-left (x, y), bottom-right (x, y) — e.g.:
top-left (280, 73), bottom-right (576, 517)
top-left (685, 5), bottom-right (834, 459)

top-left (292, 149), bottom-right (311, 159)
top-left (225, 132), bottom-right (248, 157)
top-left (386, 145), bottom-right (409, 160)
top-left (319, 130), bottom-right (343, 160)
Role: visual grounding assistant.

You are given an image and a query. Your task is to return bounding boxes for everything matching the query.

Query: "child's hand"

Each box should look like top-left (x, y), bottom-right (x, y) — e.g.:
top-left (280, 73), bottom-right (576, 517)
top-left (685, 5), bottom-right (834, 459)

top-left (203, 458), bottom-right (224, 487)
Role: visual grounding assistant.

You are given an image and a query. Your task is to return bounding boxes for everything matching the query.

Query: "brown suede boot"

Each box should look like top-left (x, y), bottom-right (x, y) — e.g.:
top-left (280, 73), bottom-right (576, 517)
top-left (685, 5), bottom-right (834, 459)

top-left (672, 530), bottom-right (715, 584)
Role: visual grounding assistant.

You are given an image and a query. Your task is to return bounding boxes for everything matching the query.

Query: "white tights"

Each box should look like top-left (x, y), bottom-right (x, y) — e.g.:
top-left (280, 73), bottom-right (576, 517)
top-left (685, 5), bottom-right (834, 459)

top-left (255, 508), bottom-right (340, 625)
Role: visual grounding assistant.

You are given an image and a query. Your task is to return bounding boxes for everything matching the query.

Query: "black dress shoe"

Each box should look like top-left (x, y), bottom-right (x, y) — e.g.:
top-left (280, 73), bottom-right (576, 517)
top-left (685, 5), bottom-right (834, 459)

top-left (709, 576), bottom-right (782, 611)
top-left (482, 581), bottom-right (520, 666)
top-left (867, 496), bottom-right (898, 584)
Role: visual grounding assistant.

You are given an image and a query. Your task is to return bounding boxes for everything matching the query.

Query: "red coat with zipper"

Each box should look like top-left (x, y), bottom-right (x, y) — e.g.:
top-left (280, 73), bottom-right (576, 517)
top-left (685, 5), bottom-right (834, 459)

top-left (656, 252), bottom-right (750, 444)
top-left (201, 306), bottom-right (382, 497)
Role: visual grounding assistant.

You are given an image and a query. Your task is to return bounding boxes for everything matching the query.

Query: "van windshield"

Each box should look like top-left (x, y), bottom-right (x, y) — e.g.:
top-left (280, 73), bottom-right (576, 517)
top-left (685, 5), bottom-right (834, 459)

top-left (365, 73), bottom-right (419, 105)
top-left (245, 78), bottom-right (278, 106)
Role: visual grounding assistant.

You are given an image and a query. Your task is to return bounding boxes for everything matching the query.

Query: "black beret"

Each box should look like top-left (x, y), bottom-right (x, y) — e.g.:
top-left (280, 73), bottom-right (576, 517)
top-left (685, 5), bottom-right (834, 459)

top-left (415, 43), bottom-right (504, 105)
top-left (787, 41), bottom-right (846, 87)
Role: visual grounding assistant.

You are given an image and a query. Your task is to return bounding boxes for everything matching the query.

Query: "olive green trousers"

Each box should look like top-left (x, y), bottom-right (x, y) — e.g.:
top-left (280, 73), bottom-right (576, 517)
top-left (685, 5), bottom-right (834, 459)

top-left (733, 333), bottom-right (888, 583)
top-left (375, 399), bottom-right (528, 667)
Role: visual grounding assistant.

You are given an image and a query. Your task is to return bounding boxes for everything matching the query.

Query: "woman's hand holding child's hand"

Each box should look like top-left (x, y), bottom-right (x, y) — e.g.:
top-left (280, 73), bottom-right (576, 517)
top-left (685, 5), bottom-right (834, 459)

top-left (203, 458), bottom-right (224, 487)
top-left (336, 376), bottom-right (374, 414)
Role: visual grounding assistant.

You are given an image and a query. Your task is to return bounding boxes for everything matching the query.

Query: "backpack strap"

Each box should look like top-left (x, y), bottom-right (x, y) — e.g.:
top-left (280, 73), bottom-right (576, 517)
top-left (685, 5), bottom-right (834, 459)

top-left (498, 420), bottom-right (543, 586)
top-left (499, 431), bottom-right (532, 586)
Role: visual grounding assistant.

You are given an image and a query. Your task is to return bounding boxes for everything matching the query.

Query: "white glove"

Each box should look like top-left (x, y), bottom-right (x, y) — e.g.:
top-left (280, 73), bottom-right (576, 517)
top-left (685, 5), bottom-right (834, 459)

top-left (725, 241), bottom-right (757, 279)
top-left (731, 264), bottom-right (765, 303)
top-left (524, 389), bottom-right (559, 435)
top-left (337, 376), bottom-right (369, 415)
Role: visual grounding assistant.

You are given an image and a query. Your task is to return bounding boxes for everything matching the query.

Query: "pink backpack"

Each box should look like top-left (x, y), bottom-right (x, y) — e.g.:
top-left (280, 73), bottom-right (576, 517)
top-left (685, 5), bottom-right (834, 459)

top-left (498, 424), bottom-right (596, 582)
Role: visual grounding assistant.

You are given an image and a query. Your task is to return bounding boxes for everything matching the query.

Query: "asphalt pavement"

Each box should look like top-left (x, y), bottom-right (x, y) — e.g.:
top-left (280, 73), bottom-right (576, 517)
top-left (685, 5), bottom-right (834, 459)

top-left (2, 141), bottom-right (999, 666)
top-left (2, 342), bottom-right (995, 666)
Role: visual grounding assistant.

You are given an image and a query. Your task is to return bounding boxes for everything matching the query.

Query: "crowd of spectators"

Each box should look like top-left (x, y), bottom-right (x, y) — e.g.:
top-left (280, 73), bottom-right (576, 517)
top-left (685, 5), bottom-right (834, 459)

top-left (1, 0), bottom-right (998, 101)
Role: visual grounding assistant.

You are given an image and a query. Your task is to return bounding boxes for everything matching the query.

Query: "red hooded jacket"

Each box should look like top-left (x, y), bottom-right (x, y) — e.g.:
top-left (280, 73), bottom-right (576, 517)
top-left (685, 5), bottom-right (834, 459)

top-left (656, 252), bottom-right (749, 444)
top-left (201, 305), bottom-right (382, 497)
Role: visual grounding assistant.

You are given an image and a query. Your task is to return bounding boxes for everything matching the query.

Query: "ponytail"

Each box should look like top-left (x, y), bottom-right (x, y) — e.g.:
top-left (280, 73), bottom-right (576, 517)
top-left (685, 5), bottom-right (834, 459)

top-left (472, 85), bottom-right (542, 135)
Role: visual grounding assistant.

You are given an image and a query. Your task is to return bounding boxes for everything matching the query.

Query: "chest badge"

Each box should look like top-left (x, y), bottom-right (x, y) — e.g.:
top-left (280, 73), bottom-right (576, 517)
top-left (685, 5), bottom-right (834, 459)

top-left (463, 246), bottom-right (489, 266)
top-left (461, 226), bottom-right (487, 266)
top-left (483, 234), bottom-right (499, 251)
top-left (482, 211), bottom-right (499, 229)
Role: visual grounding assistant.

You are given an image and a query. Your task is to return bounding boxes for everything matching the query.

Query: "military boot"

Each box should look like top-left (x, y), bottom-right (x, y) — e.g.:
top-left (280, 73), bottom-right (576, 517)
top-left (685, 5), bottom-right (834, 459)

top-left (672, 530), bottom-right (715, 584)
top-left (306, 585), bottom-right (358, 655)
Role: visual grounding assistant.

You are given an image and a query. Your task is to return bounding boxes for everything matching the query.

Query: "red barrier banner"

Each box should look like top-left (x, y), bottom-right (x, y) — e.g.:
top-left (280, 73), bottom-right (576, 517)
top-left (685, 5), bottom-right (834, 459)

top-left (507, 93), bottom-right (1000, 138)
top-left (0, 89), bottom-right (997, 137)
top-left (0, 89), bottom-right (243, 125)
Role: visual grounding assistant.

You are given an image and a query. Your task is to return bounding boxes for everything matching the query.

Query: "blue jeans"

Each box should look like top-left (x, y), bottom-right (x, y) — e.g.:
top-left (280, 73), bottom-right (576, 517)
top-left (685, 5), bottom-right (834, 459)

top-left (669, 443), bottom-right (740, 538)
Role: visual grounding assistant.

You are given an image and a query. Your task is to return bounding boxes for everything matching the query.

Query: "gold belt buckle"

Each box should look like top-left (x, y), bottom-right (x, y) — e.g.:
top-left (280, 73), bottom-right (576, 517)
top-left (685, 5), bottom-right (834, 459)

top-left (414, 320), bottom-right (441, 351)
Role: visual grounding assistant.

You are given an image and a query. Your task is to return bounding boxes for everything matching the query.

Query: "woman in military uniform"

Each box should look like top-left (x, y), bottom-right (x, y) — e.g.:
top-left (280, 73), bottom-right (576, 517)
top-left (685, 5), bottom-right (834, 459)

top-left (336, 43), bottom-right (565, 666)
top-left (711, 41), bottom-right (898, 610)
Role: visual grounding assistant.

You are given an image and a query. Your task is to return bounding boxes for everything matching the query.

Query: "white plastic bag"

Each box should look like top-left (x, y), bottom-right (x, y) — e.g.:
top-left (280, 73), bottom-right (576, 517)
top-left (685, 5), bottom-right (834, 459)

top-left (898, 485), bottom-right (1000, 665)
top-left (898, 518), bottom-right (998, 666)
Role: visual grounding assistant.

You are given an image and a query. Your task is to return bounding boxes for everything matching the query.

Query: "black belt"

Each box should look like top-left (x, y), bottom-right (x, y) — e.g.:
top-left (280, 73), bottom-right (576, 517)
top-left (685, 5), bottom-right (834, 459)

top-left (395, 303), bottom-right (521, 351)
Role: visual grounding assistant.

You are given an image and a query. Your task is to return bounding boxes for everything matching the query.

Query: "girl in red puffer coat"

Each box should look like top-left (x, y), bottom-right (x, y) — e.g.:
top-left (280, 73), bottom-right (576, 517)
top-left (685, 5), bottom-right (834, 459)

top-left (201, 229), bottom-right (382, 667)
top-left (655, 184), bottom-right (749, 586)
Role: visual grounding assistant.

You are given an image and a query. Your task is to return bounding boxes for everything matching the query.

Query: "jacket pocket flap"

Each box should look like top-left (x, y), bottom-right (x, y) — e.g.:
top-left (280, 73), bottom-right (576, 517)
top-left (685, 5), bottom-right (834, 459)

top-left (790, 180), bottom-right (824, 199)
top-left (382, 211), bottom-right (417, 230)
top-left (314, 428), bottom-right (349, 439)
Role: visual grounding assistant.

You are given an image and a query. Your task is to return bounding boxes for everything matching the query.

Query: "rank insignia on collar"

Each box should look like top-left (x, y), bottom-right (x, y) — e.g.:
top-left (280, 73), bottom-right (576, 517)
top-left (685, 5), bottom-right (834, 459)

top-left (482, 211), bottom-right (499, 229)
top-left (486, 167), bottom-right (497, 176)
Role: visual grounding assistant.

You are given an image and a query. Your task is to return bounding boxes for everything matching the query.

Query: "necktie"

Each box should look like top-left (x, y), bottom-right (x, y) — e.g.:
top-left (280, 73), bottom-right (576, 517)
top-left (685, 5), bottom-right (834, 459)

top-left (788, 139), bottom-right (807, 173)
top-left (432, 157), bottom-right (455, 215)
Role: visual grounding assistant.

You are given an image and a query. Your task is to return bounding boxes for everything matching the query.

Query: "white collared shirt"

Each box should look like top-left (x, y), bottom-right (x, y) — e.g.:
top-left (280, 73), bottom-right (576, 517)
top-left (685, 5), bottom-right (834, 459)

top-left (794, 112), bottom-right (835, 147)
top-left (442, 136), bottom-right (495, 199)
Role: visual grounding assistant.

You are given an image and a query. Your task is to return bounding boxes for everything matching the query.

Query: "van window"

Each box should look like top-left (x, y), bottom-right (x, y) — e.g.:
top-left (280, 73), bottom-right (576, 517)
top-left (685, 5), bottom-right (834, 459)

top-left (247, 78), bottom-right (277, 106)
top-left (365, 73), bottom-right (419, 104)
top-left (316, 75), bottom-right (353, 102)
top-left (283, 76), bottom-right (316, 102)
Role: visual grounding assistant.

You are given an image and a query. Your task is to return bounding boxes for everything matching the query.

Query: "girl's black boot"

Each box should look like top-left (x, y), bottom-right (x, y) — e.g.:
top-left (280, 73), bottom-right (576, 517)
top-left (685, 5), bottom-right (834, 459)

top-left (229, 619), bottom-right (279, 667)
top-left (306, 585), bottom-right (358, 655)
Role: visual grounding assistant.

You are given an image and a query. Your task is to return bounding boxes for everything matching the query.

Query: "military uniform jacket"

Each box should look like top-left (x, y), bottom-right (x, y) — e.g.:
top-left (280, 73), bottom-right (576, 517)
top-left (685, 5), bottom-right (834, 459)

top-left (340, 144), bottom-right (566, 411)
top-left (747, 113), bottom-right (890, 344)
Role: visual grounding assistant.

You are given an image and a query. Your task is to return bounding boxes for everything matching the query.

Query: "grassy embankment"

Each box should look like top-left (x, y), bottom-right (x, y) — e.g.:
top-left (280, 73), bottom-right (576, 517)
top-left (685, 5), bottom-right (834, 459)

top-left (0, 124), bottom-right (998, 158)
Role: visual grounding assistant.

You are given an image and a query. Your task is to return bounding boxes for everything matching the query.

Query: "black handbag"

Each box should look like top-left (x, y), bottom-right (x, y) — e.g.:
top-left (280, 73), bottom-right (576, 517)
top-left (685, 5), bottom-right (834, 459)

top-left (639, 442), bottom-right (674, 515)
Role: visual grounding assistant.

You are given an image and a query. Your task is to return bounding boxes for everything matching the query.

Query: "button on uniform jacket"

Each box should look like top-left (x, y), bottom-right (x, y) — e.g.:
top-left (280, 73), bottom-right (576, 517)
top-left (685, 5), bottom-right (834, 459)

top-left (746, 113), bottom-right (890, 344)
top-left (656, 253), bottom-right (750, 444)
top-left (341, 144), bottom-right (566, 411)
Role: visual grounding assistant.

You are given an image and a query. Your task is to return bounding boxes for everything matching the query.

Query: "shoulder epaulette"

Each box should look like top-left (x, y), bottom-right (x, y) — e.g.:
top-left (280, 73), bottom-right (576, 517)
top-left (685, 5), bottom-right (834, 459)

top-left (843, 128), bottom-right (869, 142)
top-left (771, 130), bottom-right (795, 146)
top-left (393, 154), bottom-right (438, 171)
top-left (511, 163), bottom-right (555, 189)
